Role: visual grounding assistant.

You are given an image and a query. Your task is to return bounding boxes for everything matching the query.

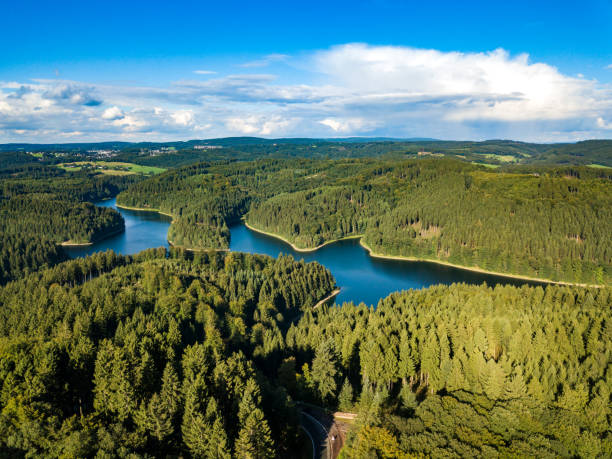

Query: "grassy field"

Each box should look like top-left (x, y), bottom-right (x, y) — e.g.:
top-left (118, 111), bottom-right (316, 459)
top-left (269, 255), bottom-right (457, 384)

top-left (481, 153), bottom-right (520, 163)
top-left (57, 161), bottom-right (166, 175)
top-left (471, 161), bottom-right (500, 169)
top-left (587, 163), bottom-right (612, 169)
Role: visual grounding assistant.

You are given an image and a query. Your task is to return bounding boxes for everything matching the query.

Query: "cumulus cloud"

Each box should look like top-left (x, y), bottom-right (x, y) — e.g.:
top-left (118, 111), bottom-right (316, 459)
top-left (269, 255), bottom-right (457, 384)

top-left (319, 117), bottom-right (378, 133)
top-left (1, 44), bottom-right (611, 142)
top-left (43, 83), bottom-right (102, 106)
top-left (194, 70), bottom-right (216, 75)
top-left (171, 110), bottom-right (194, 126)
top-left (102, 106), bottom-right (124, 120)
top-left (225, 116), bottom-right (260, 134)
top-left (313, 44), bottom-right (610, 124)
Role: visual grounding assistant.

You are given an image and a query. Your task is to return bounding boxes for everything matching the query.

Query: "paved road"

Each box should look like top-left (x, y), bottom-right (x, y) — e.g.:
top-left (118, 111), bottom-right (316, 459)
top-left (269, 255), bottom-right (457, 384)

top-left (300, 411), bottom-right (330, 459)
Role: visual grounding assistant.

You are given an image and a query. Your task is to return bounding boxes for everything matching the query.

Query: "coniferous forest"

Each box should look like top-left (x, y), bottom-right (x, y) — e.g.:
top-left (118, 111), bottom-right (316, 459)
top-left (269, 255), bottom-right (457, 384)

top-left (118, 158), bottom-right (611, 284)
top-left (0, 143), bottom-right (610, 458)
top-left (0, 249), bottom-right (609, 457)
top-left (0, 165), bottom-right (132, 283)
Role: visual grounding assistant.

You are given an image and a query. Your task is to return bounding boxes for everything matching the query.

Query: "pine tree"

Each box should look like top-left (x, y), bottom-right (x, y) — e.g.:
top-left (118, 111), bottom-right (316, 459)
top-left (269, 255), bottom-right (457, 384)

top-left (398, 330), bottom-right (415, 386)
top-left (311, 340), bottom-right (338, 402)
top-left (505, 372), bottom-right (527, 400)
top-left (338, 378), bottom-right (354, 412)
top-left (234, 408), bottom-right (275, 459)
top-left (482, 360), bottom-right (506, 400)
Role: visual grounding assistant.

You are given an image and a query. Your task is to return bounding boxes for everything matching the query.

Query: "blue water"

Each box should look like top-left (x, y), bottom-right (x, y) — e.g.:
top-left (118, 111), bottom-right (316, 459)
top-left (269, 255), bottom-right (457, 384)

top-left (229, 224), bottom-right (542, 305)
top-left (68, 198), bottom-right (541, 306)
top-left (63, 198), bottom-right (171, 258)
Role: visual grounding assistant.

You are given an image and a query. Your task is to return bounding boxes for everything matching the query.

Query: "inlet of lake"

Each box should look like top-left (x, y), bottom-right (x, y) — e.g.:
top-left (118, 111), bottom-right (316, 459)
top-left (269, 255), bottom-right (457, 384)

top-left (65, 198), bottom-right (542, 306)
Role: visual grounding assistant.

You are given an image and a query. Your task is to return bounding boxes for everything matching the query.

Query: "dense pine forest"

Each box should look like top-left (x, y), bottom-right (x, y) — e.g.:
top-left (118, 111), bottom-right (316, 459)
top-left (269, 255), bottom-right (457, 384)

top-left (0, 165), bottom-right (134, 283)
top-left (293, 284), bottom-right (610, 457)
top-left (118, 157), bottom-right (611, 284)
top-left (0, 248), bottom-right (608, 457)
top-left (0, 249), bottom-right (335, 457)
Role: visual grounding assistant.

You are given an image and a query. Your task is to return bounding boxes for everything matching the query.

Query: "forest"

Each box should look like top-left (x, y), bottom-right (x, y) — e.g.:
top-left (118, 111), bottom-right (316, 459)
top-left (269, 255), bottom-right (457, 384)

top-left (0, 164), bottom-right (134, 283)
top-left (118, 157), bottom-right (611, 284)
top-left (0, 143), bottom-right (610, 458)
top-left (0, 248), bottom-right (336, 457)
top-left (0, 248), bottom-right (608, 457)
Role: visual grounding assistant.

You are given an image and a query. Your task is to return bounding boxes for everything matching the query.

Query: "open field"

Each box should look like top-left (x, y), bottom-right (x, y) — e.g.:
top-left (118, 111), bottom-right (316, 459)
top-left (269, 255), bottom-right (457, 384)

top-left (471, 161), bottom-right (500, 168)
top-left (482, 153), bottom-right (520, 162)
top-left (56, 161), bottom-right (166, 175)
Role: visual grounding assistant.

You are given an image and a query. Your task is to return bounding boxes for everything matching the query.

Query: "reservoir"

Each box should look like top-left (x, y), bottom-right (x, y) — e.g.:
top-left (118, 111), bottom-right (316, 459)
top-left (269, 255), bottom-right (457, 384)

top-left (67, 198), bottom-right (541, 306)
top-left (63, 198), bottom-right (172, 258)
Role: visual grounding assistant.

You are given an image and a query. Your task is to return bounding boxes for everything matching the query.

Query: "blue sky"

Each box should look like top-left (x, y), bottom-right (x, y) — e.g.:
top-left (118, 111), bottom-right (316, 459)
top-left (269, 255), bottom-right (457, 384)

top-left (1, 0), bottom-right (611, 142)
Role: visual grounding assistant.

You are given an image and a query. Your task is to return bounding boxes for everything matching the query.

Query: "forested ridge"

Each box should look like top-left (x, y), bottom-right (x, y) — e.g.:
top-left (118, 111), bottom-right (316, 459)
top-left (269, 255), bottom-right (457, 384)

top-left (6, 137), bottom-right (611, 167)
top-left (0, 247), bottom-right (608, 457)
top-left (292, 283), bottom-right (611, 458)
top-left (0, 164), bottom-right (133, 283)
top-left (118, 157), bottom-right (611, 284)
top-left (0, 248), bottom-right (336, 457)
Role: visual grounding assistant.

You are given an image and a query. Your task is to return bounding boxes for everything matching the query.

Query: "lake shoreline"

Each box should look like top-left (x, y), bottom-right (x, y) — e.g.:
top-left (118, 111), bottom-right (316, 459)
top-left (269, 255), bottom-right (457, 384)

top-left (244, 221), bottom-right (363, 252)
top-left (241, 223), bottom-right (601, 288)
top-left (61, 225), bottom-right (125, 247)
top-left (358, 240), bottom-right (602, 288)
top-left (100, 201), bottom-right (603, 289)
top-left (115, 203), bottom-right (175, 220)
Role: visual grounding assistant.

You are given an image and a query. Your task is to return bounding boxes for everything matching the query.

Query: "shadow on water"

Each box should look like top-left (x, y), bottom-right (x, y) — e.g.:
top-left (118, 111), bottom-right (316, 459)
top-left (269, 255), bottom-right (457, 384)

top-left (68, 199), bottom-right (545, 306)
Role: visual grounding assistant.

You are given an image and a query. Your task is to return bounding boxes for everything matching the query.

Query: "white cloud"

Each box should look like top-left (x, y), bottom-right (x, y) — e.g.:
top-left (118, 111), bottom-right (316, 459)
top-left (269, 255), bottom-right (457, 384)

top-left (171, 110), bottom-right (194, 126)
top-left (194, 70), bottom-right (216, 75)
top-left (313, 44), bottom-right (609, 123)
top-left (1, 44), bottom-right (611, 142)
top-left (225, 116), bottom-right (260, 134)
top-left (319, 118), bottom-right (376, 133)
top-left (597, 117), bottom-right (612, 129)
top-left (112, 114), bottom-right (147, 131)
top-left (606, 64), bottom-right (612, 69)
top-left (102, 106), bottom-right (124, 120)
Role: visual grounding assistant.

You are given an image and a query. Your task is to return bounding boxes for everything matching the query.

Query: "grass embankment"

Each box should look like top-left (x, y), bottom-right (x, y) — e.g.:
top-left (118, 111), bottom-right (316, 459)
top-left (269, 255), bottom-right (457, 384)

top-left (314, 288), bottom-right (341, 308)
top-left (587, 163), bottom-right (612, 169)
top-left (115, 203), bottom-right (174, 219)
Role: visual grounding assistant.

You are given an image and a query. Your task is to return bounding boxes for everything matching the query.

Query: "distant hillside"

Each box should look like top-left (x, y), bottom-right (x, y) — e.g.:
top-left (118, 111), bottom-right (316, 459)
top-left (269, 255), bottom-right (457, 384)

top-left (1, 137), bottom-right (610, 168)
